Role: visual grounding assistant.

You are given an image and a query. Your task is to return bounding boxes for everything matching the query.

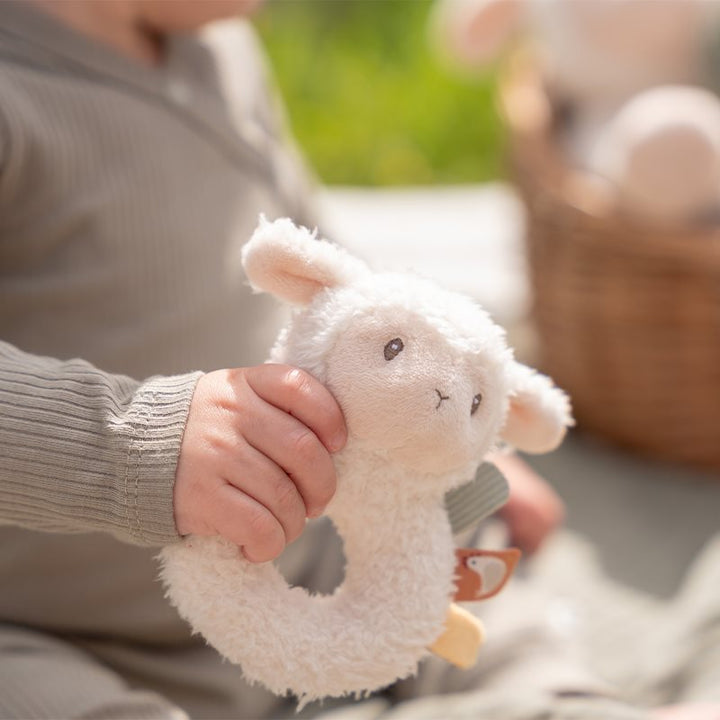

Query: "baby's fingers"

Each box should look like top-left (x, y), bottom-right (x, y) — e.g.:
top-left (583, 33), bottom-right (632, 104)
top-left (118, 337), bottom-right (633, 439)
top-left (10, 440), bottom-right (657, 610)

top-left (245, 364), bottom-right (347, 453)
top-left (212, 483), bottom-right (286, 563)
top-left (243, 401), bottom-right (338, 518)
top-left (225, 442), bottom-right (307, 546)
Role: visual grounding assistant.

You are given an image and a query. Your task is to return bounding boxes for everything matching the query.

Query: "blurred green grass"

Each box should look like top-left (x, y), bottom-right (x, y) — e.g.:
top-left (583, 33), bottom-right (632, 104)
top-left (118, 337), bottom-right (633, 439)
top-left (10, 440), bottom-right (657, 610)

top-left (255, 0), bottom-right (504, 186)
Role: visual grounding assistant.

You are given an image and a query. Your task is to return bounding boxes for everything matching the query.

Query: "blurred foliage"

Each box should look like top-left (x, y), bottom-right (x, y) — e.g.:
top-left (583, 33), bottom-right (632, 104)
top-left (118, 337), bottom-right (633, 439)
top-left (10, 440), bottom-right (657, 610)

top-left (255, 0), bottom-right (505, 186)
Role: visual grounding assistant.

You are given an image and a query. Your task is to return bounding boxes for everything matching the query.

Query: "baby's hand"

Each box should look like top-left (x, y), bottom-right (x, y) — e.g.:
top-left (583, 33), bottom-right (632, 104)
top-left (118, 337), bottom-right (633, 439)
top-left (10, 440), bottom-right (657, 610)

top-left (490, 452), bottom-right (565, 555)
top-left (173, 364), bottom-right (347, 563)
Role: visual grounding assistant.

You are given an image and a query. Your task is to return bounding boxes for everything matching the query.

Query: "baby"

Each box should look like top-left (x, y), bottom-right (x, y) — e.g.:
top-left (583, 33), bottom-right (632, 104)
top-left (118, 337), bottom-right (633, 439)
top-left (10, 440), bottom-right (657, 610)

top-left (0, 1), bottom-right (563, 718)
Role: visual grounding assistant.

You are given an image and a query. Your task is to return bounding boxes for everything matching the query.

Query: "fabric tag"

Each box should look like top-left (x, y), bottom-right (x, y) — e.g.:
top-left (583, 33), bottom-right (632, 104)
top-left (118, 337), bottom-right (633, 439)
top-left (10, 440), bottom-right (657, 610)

top-left (453, 548), bottom-right (521, 602)
top-left (444, 462), bottom-right (510, 536)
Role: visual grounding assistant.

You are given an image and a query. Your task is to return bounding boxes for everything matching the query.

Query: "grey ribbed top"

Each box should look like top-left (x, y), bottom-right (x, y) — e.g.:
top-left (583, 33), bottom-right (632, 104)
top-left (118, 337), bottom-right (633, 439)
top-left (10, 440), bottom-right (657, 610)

top-left (0, 2), bottom-right (314, 642)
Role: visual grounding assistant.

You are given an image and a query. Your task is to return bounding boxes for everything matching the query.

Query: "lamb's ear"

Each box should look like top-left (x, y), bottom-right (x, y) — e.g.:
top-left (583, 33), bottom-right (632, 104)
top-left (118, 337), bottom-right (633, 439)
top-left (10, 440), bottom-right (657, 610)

top-left (241, 217), bottom-right (368, 306)
top-left (501, 363), bottom-right (574, 453)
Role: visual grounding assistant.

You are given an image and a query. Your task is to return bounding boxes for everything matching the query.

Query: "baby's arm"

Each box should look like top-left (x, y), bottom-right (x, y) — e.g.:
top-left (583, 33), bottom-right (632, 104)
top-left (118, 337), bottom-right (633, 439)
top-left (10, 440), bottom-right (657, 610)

top-left (0, 339), bottom-right (199, 545)
top-left (0, 341), bottom-right (346, 553)
top-left (173, 364), bottom-right (346, 562)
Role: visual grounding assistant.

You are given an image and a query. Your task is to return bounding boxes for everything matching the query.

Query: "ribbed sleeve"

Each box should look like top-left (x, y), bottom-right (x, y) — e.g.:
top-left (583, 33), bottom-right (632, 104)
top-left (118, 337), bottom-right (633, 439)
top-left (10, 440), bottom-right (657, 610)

top-left (0, 340), bottom-right (201, 546)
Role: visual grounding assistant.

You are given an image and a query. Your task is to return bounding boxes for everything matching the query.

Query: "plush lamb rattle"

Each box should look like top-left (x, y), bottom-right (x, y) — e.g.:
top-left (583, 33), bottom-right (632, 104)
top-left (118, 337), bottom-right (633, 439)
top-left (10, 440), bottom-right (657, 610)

top-left (160, 217), bottom-right (572, 705)
top-left (431, 0), bottom-right (720, 223)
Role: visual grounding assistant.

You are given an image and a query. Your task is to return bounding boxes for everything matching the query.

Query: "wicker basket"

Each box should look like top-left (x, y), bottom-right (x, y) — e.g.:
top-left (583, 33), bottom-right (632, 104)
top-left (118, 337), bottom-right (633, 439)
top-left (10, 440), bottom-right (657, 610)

top-left (499, 62), bottom-right (720, 472)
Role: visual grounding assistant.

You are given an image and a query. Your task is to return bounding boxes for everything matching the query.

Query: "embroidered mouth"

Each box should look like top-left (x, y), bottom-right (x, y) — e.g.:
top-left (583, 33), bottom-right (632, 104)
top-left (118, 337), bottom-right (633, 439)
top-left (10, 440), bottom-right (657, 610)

top-left (435, 389), bottom-right (450, 409)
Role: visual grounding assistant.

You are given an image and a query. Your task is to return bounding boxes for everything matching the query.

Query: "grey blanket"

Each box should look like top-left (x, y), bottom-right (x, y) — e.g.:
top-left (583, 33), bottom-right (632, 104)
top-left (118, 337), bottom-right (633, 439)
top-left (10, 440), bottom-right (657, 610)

top-left (316, 530), bottom-right (720, 720)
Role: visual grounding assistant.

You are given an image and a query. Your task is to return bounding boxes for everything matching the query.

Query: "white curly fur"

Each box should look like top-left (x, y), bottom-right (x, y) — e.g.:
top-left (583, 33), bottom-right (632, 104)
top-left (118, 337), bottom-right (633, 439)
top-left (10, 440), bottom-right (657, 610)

top-left (159, 217), bottom-right (573, 705)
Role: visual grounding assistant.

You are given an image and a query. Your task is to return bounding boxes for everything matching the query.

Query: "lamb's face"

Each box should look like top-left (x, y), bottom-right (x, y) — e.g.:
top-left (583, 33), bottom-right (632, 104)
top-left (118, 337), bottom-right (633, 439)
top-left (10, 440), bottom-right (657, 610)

top-left (246, 218), bottom-right (572, 478)
top-left (319, 275), bottom-right (512, 477)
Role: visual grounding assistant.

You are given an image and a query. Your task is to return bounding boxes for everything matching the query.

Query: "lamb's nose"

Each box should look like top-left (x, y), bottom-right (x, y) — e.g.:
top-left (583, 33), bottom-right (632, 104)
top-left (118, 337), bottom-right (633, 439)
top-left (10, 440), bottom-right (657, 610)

top-left (435, 389), bottom-right (450, 409)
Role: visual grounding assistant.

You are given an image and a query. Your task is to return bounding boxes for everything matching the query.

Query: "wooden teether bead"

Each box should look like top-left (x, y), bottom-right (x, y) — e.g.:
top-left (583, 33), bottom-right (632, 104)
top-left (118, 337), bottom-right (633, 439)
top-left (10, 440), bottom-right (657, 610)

top-left (428, 602), bottom-right (485, 669)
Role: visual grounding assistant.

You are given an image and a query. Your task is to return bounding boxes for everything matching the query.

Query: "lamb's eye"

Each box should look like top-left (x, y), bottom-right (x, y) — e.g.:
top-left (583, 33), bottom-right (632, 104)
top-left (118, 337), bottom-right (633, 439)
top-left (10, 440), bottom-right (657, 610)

top-left (384, 337), bottom-right (404, 361)
top-left (470, 393), bottom-right (483, 416)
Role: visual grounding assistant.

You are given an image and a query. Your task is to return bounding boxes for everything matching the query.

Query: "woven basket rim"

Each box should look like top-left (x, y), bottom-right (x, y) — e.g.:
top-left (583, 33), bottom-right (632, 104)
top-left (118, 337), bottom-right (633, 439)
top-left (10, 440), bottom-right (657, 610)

top-left (498, 61), bottom-right (720, 272)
